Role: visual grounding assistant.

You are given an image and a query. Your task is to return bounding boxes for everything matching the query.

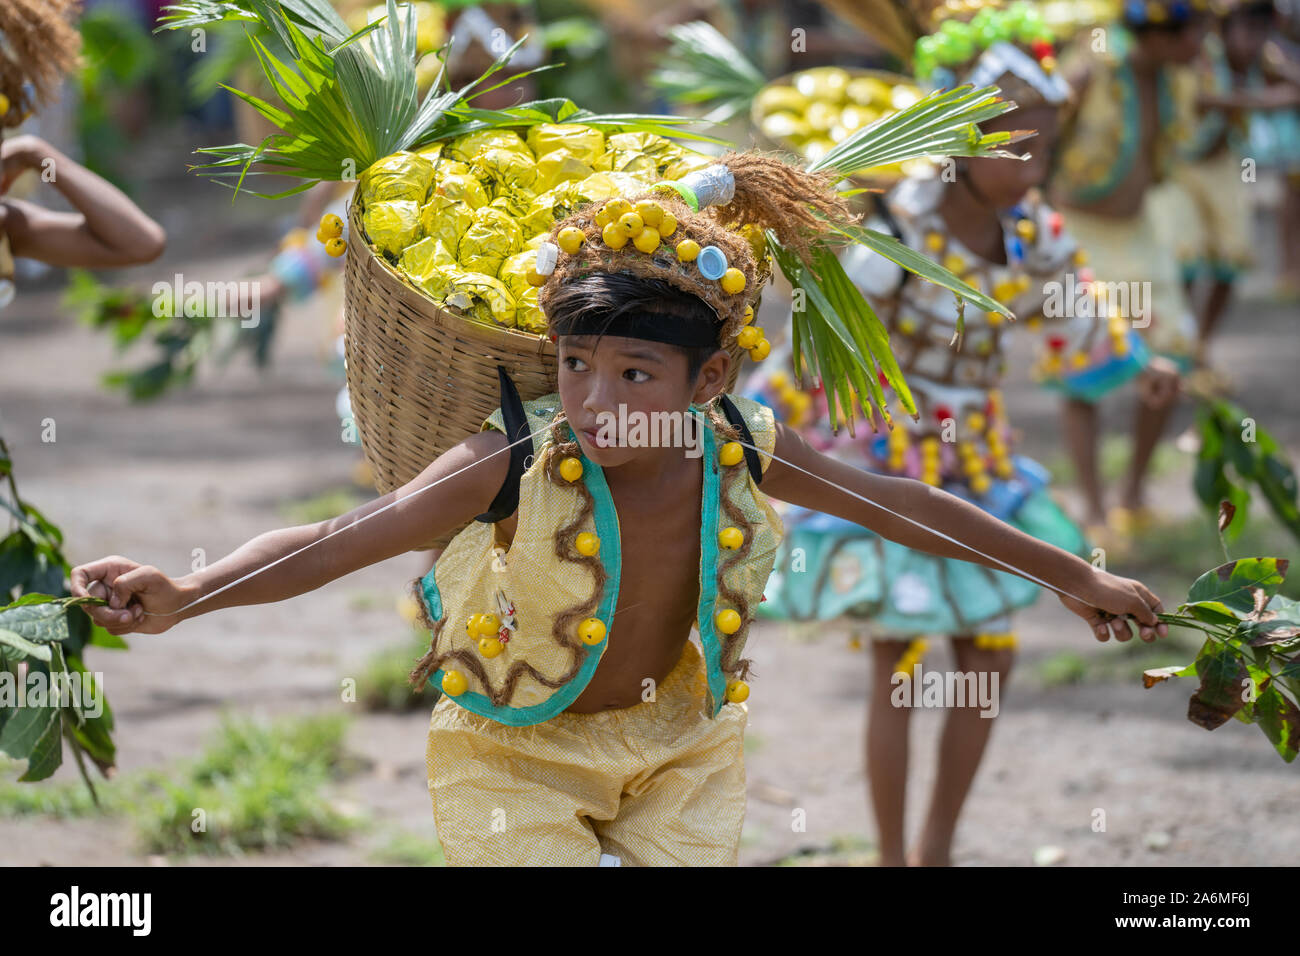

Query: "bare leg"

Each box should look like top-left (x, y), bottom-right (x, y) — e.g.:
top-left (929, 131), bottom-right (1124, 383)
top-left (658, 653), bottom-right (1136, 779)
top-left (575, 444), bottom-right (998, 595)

top-left (1196, 278), bottom-right (1234, 364)
top-left (911, 637), bottom-right (1015, 866)
top-left (1285, 175), bottom-right (1300, 290)
top-left (1122, 367), bottom-right (1181, 511)
top-left (1061, 398), bottom-right (1106, 526)
top-left (868, 639), bottom-right (913, 867)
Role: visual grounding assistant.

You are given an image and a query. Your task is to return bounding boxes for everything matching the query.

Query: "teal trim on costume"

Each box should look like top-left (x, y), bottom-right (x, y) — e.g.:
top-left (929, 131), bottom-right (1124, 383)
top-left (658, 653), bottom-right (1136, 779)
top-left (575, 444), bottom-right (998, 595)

top-left (756, 472), bottom-right (1088, 638)
top-left (424, 429), bottom-right (624, 727)
top-left (1049, 332), bottom-right (1149, 403)
top-left (689, 407), bottom-right (726, 716)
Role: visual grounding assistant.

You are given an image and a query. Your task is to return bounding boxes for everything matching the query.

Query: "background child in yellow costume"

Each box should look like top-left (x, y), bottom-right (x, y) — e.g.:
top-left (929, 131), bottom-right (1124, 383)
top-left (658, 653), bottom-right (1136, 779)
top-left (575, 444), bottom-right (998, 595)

top-left (1050, 0), bottom-right (1205, 537)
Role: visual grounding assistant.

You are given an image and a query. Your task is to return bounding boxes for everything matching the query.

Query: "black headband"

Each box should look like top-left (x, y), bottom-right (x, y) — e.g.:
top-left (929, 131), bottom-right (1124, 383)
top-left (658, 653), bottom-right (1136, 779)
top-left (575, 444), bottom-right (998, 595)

top-left (551, 309), bottom-right (723, 348)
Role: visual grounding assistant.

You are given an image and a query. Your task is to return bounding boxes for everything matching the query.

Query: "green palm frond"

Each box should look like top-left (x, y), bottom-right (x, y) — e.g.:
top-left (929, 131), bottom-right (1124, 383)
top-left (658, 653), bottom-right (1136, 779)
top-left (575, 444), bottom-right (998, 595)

top-left (651, 21), bottom-right (766, 124)
top-left (414, 100), bottom-right (726, 149)
top-left (156, 0), bottom-right (348, 36)
top-left (809, 84), bottom-right (1023, 177)
top-left (771, 238), bottom-right (918, 433)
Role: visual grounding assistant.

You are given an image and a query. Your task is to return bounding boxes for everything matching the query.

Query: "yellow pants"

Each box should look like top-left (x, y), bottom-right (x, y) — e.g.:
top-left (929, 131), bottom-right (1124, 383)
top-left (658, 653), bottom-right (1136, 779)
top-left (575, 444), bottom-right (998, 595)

top-left (425, 640), bottom-right (748, 866)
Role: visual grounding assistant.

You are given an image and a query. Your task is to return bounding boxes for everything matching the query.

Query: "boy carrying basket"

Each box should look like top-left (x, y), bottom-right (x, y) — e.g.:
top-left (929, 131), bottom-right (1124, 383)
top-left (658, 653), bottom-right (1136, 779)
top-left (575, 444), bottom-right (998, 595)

top-left (72, 151), bottom-right (1168, 866)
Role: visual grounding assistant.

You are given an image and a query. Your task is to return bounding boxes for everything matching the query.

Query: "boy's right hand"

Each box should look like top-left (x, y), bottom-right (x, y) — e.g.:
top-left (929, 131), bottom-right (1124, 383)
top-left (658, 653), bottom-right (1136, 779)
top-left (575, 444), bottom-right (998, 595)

top-left (71, 556), bottom-right (193, 635)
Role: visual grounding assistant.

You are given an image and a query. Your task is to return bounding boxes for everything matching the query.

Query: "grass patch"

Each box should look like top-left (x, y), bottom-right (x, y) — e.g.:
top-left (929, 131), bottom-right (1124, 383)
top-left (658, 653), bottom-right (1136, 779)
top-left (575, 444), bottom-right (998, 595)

top-left (773, 833), bottom-right (877, 867)
top-left (358, 630), bottom-right (441, 712)
top-left (131, 713), bottom-right (361, 857)
top-left (279, 487), bottom-right (367, 526)
top-left (369, 832), bottom-right (447, 866)
top-left (1034, 624), bottom-right (1205, 687)
top-left (0, 776), bottom-right (123, 818)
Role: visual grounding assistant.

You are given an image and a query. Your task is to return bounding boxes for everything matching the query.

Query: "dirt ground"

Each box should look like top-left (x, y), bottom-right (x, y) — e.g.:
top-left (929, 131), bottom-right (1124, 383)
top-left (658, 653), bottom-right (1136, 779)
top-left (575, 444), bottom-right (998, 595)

top-left (1, 167), bottom-right (1298, 867)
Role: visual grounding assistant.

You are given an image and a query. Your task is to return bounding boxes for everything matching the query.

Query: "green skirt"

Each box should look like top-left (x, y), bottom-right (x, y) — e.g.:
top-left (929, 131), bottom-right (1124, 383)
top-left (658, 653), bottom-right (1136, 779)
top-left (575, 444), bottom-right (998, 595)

top-left (757, 457), bottom-right (1088, 639)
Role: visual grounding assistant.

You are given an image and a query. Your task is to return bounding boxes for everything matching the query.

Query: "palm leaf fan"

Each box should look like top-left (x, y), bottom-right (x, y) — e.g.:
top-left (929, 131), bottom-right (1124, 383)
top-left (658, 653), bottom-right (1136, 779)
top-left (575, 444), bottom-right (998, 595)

top-left (650, 20), bottom-right (766, 124)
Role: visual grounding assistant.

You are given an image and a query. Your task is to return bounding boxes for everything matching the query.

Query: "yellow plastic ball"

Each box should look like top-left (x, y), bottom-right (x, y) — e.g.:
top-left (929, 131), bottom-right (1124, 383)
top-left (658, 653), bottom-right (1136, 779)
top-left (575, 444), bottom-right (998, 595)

top-left (557, 226), bottom-right (586, 255)
top-left (719, 441), bottom-right (744, 467)
top-left (743, 305), bottom-right (755, 325)
top-left (925, 231), bottom-right (944, 252)
top-left (605, 198), bottom-right (632, 220)
top-left (478, 636), bottom-right (504, 658)
top-left (559, 456), bottom-right (583, 482)
top-left (477, 613), bottom-right (501, 636)
top-left (602, 222), bottom-right (629, 250)
top-left (325, 237), bottom-right (347, 258)
top-left (718, 527), bottom-right (744, 550)
top-left (658, 212), bottom-right (678, 238)
top-left (715, 609), bottom-right (743, 635)
top-left (720, 267), bottom-right (746, 295)
top-left (1016, 219), bottom-right (1037, 242)
top-left (575, 532), bottom-right (600, 556)
top-left (725, 679), bottom-right (750, 703)
top-left (594, 207), bottom-right (613, 228)
top-left (318, 213), bottom-right (343, 240)
top-left (749, 340), bottom-right (771, 361)
top-left (525, 268), bottom-right (547, 287)
top-left (633, 228), bottom-right (661, 254)
top-left (441, 670), bottom-right (468, 696)
top-left (577, 617), bottom-right (607, 645)
top-left (634, 200), bottom-right (663, 228)
top-left (466, 613), bottom-right (484, 636)
top-left (617, 212), bottom-right (644, 237)
top-left (736, 327), bottom-right (761, 349)
top-left (676, 239), bottom-right (701, 262)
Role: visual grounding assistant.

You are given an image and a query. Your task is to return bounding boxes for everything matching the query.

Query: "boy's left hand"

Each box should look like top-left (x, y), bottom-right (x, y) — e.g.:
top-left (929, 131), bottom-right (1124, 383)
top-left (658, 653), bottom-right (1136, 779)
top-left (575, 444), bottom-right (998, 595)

top-left (1058, 572), bottom-right (1167, 643)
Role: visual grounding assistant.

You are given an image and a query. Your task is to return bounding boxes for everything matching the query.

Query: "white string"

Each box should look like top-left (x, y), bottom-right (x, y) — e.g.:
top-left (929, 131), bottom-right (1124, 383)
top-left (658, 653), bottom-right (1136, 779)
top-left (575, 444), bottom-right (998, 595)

top-left (730, 437), bottom-right (1111, 613)
top-left (137, 414), bottom-right (567, 617)
top-left (130, 411), bottom-right (1125, 623)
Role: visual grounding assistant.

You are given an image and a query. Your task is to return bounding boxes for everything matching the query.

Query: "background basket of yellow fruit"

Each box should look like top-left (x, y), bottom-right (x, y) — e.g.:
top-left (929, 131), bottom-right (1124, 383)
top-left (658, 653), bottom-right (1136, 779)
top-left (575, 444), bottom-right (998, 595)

top-left (751, 67), bottom-right (934, 185)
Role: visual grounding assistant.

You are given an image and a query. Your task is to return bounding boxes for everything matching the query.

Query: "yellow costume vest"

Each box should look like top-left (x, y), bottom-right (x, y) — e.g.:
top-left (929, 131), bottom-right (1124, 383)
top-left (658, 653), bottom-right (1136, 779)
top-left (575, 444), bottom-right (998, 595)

top-left (417, 391), bottom-right (782, 726)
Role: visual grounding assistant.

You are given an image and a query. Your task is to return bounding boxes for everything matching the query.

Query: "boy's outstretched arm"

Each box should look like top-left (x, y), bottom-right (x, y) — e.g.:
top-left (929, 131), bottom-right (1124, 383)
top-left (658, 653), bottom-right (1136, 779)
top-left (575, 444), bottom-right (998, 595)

top-left (70, 431), bottom-right (511, 635)
top-left (1, 134), bottom-right (166, 267)
top-left (761, 423), bottom-right (1167, 643)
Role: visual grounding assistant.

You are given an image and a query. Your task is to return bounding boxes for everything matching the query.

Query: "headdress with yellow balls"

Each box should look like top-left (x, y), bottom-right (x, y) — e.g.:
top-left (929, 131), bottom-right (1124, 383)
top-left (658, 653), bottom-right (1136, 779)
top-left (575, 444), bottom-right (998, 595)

top-left (527, 152), bottom-right (853, 363)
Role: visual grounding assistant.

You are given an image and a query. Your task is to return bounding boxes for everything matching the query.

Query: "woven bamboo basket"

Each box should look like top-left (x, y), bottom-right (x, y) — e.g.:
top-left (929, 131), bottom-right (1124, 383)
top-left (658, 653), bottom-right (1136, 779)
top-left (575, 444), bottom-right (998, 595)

top-left (342, 197), bottom-right (746, 551)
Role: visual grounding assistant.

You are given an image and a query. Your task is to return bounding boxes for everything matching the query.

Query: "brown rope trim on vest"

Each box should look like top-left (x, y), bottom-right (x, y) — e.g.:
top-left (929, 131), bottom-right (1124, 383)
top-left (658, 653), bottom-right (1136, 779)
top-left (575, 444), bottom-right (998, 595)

top-left (406, 412), bottom-right (602, 705)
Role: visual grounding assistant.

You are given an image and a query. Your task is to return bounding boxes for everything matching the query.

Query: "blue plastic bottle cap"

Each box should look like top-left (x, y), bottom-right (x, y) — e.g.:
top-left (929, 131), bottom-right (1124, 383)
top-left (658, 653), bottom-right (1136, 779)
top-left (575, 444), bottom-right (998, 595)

top-left (697, 245), bottom-right (728, 280)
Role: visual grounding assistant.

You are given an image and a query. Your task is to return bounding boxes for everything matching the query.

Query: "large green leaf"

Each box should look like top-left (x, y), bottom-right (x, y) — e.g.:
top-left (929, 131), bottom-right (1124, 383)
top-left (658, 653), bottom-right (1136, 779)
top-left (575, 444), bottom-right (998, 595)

top-left (0, 628), bottom-right (52, 662)
top-left (0, 599), bottom-right (72, 645)
top-left (1186, 640), bottom-right (1249, 730)
top-left (1186, 558), bottom-right (1289, 618)
top-left (1255, 685), bottom-right (1300, 762)
top-left (0, 687), bottom-right (63, 782)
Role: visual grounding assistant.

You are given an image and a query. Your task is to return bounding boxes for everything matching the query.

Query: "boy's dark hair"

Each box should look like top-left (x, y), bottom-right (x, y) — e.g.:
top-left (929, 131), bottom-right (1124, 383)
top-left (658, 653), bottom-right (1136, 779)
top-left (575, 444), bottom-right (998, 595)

top-left (545, 271), bottom-right (724, 381)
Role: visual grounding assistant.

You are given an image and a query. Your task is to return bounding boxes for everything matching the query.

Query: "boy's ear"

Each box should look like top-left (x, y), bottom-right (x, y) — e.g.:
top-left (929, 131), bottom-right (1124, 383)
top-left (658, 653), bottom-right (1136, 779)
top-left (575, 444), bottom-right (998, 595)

top-left (691, 348), bottom-right (731, 405)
